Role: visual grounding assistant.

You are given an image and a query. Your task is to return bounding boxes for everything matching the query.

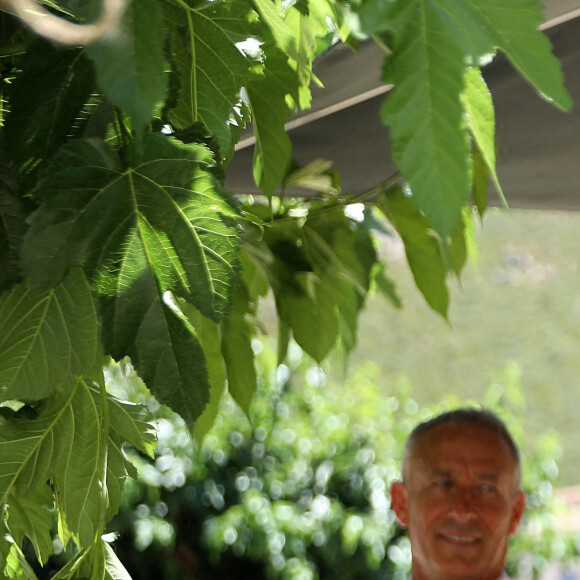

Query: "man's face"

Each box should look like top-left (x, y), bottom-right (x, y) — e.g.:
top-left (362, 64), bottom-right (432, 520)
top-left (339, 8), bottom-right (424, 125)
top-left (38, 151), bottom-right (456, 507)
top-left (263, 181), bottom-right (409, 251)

top-left (390, 423), bottom-right (526, 580)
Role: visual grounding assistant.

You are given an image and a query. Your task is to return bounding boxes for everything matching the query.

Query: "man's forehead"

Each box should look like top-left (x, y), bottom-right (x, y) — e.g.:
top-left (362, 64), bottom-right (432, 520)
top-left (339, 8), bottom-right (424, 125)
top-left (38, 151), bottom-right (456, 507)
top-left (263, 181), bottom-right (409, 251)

top-left (406, 423), bottom-right (516, 470)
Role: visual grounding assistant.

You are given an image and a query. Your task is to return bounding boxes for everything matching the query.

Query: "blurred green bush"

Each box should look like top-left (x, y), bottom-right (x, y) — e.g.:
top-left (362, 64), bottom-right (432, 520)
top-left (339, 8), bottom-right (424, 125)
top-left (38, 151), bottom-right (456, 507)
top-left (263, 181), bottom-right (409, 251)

top-left (106, 346), bottom-right (579, 580)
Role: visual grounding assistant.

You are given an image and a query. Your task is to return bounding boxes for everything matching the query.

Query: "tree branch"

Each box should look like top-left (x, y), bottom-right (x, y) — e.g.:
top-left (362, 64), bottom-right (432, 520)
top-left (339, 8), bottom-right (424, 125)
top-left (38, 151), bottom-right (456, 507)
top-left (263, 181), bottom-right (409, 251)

top-left (0, 0), bottom-right (127, 45)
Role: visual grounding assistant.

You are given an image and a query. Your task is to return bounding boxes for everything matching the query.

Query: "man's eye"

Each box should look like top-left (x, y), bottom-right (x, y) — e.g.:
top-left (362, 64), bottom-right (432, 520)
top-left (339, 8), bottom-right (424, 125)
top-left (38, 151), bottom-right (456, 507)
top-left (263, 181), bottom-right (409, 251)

top-left (480, 484), bottom-right (498, 494)
top-left (435, 480), bottom-right (451, 488)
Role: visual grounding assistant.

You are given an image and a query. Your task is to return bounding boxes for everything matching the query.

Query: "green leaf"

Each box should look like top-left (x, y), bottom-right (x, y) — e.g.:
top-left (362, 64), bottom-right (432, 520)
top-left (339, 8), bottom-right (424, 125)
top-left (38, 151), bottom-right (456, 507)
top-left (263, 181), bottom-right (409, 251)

top-left (275, 271), bottom-right (339, 363)
top-left (257, 218), bottom-right (339, 361)
top-left (182, 305), bottom-right (226, 443)
top-left (2, 539), bottom-right (39, 580)
top-left (0, 380), bottom-right (155, 548)
top-left (106, 396), bottom-right (156, 518)
top-left (461, 67), bottom-right (506, 206)
top-left (371, 0), bottom-right (570, 238)
top-left (374, 263), bottom-right (403, 309)
top-left (0, 269), bottom-right (100, 402)
top-left (446, 209), bottom-right (468, 278)
top-left (87, 0), bottom-right (169, 130)
top-left (454, 0), bottom-right (572, 111)
top-left (381, 0), bottom-right (470, 239)
top-left (4, 41), bottom-right (95, 173)
top-left (377, 187), bottom-right (449, 319)
top-left (252, 0), bottom-right (298, 60)
top-left (471, 146), bottom-right (490, 219)
top-left (7, 485), bottom-right (53, 566)
top-left (222, 282), bottom-right (257, 414)
top-left (0, 382), bottom-right (102, 546)
top-left (23, 135), bottom-right (241, 320)
top-left (0, 171), bottom-right (27, 290)
top-left (167, 1), bottom-right (253, 154)
top-left (246, 44), bottom-right (300, 196)
top-left (103, 541), bottom-right (132, 580)
top-left (133, 292), bottom-right (210, 427)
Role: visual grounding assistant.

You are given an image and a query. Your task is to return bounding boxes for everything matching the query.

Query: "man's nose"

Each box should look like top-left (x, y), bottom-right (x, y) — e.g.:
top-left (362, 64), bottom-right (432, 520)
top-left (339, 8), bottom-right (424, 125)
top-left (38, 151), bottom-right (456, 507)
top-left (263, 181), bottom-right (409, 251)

top-left (450, 487), bottom-right (477, 521)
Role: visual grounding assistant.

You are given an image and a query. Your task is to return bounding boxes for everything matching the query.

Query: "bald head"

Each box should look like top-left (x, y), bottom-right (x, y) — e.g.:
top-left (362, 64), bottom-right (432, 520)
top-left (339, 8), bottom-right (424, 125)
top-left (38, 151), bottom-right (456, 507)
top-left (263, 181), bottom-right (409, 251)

top-left (402, 408), bottom-right (521, 488)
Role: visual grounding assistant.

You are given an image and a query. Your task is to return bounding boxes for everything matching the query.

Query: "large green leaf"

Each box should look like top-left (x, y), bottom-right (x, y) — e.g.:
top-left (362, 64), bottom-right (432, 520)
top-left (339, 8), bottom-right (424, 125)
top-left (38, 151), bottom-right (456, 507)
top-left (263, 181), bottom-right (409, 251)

top-left (377, 187), bottom-right (449, 319)
top-left (366, 0), bottom-right (570, 238)
top-left (246, 43), bottom-right (301, 196)
top-left (87, 0), bottom-right (168, 131)
top-left (23, 135), bottom-right (241, 320)
top-left (167, 0), bottom-right (253, 155)
top-left (381, 0), bottom-right (470, 239)
top-left (0, 380), bottom-right (155, 548)
top-left (0, 269), bottom-right (100, 402)
top-left (3, 41), bottom-right (95, 173)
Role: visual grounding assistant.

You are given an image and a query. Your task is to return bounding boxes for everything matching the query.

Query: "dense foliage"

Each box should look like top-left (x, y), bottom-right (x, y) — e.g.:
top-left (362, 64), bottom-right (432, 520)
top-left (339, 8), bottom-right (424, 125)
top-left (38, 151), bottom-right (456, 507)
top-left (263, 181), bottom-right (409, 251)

top-left (102, 352), bottom-right (578, 580)
top-left (0, 0), bottom-right (572, 576)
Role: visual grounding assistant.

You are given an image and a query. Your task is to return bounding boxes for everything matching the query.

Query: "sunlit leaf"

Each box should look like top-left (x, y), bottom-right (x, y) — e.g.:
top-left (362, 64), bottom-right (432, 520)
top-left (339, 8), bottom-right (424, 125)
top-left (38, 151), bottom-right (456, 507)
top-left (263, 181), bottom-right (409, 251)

top-left (0, 380), bottom-right (155, 547)
top-left (167, 1), bottom-right (253, 154)
top-left (246, 44), bottom-right (300, 196)
top-left (461, 67), bottom-right (506, 206)
top-left (182, 305), bottom-right (226, 443)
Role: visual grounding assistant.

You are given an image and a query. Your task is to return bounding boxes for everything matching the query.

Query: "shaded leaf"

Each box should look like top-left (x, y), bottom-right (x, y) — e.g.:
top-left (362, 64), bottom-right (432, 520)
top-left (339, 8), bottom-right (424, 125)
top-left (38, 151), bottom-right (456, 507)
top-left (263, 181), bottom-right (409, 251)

top-left (134, 292), bottom-right (210, 426)
top-left (446, 209), bottom-right (468, 278)
top-left (377, 187), bottom-right (449, 319)
top-left (0, 170), bottom-right (28, 290)
top-left (222, 282), bottom-right (257, 414)
top-left (370, 0), bottom-right (570, 237)
top-left (471, 147), bottom-right (490, 219)
top-left (452, 0), bottom-right (571, 111)
top-left (8, 485), bottom-right (53, 567)
top-left (374, 263), bottom-right (403, 309)
top-left (0, 269), bottom-right (100, 402)
top-left (276, 273), bottom-right (339, 362)
top-left (4, 41), bottom-right (95, 173)
top-left (87, 0), bottom-right (168, 130)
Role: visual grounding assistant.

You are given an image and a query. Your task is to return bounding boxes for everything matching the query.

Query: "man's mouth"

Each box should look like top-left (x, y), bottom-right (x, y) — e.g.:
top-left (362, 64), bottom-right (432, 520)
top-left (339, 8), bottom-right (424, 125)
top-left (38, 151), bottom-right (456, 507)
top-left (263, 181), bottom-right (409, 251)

top-left (439, 532), bottom-right (480, 545)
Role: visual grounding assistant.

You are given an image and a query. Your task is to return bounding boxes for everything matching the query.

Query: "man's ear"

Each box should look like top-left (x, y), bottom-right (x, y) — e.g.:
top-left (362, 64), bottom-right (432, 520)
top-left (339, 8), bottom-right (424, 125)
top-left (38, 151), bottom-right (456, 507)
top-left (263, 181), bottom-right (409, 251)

top-left (509, 491), bottom-right (526, 536)
top-left (390, 481), bottom-right (409, 528)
